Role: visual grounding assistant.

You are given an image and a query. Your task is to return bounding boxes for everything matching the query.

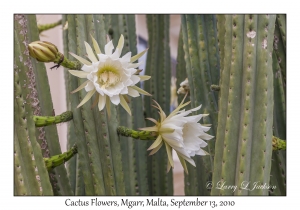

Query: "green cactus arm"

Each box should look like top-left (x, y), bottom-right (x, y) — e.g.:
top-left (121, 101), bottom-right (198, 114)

top-left (144, 14), bottom-right (173, 196)
top-left (210, 14), bottom-right (232, 196)
top-left (211, 15), bottom-right (276, 196)
top-left (127, 15), bottom-right (150, 195)
top-left (176, 28), bottom-right (190, 107)
top-left (276, 15), bottom-right (286, 51)
top-left (14, 15), bottom-right (55, 196)
top-left (269, 20), bottom-right (286, 195)
top-left (109, 14), bottom-right (150, 195)
top-left (181, 14), bottom-right (220, 195)
top-left (87, 14), bottom-right (126, 196)
top-left (109, 14), bottom-right (137, 196)
top-left (62, 15), bottom-right (84, 195)
top-left (44, 145), bottom-right (78, 171)
top-left (25, 14), bottom-right (74, 195)
top-left (273, 18), bottom-right (286, 90)
top-left (33, 111), bottom-right (73, 127)
top-left (216, 15), bottom-right (225, 74)
top-left (74, 14), bottom-right (107, 195)
top-left (14, 129), bottom-right (28, 196)
top-left (38, 19), bottom-right (62, 33)
top-left (65, 14), bottom-right (96, 195)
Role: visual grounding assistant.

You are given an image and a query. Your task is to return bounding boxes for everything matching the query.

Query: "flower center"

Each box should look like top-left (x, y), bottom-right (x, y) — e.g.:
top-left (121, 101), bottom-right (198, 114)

top-left (97, 64), bottom-right (121, 89)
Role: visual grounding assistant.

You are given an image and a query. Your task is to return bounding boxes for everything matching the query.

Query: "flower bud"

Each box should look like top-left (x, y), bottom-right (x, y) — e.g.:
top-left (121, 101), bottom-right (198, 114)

top-left (28, 41), bottom-right (59, 62)
top-left (177, 78), bottom-right (190, 94)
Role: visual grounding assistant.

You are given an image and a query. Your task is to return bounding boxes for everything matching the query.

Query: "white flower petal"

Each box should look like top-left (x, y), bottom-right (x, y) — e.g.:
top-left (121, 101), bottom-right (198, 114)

top-left (105, 40), bottom-right (114, 55)
top-left (137, 75), bottom-right (151, 81)
top-left (98, 94), bottom-right (106, 111)
top-left (110, 94), bottom-right (120, 105)
top-left (130, 85), bottom-right (151, 96)
top-left (77, 89), bottom-right (96, 108)
top-left (148, 135), bottom-right (162, 150)
top-left (128, 62), bottom-right (142, 68)
top-left (116, 34), bottom-right (124, 54)
top-left (130, 48), bottom-right (148, 63)
top-left (121, 52), bottom-right (132, 63)
top-left (71, 80), bottom-right (89, 93)
top-left (110, 48), bottom-right (120, 60)
top-left (84, 41), bottom-right (98, 62)
top-left (131, 75), bottom-right (140, 85)
top-left (165, 143), bottom-right (174, 167)
top-left (128, 87), bottom-right (140, 97)
top-left (90, 35), bottom-right (101, 54)
top-left (85, 81), bottom-right (95, 92)
top-left (119, 94), bottom-right (131, 115)
top-left (69, 52), bottom-right (91, 65)
top-left (81, 64), bottom-right (94, 73)
top-left (68, 70), bottom-right (89, 78)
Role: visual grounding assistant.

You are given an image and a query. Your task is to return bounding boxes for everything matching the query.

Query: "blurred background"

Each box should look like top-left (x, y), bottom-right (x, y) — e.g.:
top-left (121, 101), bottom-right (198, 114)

top-left (36, 14), bottom-right (184, 195)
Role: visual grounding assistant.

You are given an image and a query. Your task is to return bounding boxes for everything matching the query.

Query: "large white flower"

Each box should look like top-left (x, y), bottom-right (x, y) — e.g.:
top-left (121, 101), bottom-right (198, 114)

top-left (139, 95), bottom-right (214, 173)
top-left (68, 34), bottom-right (151, 115)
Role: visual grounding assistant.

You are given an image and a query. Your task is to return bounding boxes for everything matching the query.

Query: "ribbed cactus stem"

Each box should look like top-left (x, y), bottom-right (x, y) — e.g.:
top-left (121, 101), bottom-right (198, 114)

top-left (44, 145), bottom-right (78, 171)
top-left (211, 14), bottom-right (276, 196)
top-left (117, 126), bottom-right (157, 140)
top-left (33, 111), bottom-right (73, 127)
top-left (38, 19), bottom-right (62, 33)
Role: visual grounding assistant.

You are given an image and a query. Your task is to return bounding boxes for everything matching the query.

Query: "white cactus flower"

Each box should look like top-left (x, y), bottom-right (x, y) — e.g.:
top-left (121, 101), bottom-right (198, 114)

top-left (68, 34), bottom-right (151, 115)
top-left (139, 95), bottom-right (214, 173)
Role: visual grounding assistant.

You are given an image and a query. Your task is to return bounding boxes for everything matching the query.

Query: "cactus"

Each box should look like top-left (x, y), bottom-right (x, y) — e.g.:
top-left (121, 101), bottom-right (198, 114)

top-left (211, 14), bottom-right (276, 195)
top-left (144, 14), bottom-right (173, 195)
top-left (180, 14), bottom-right (220, 195)
top-left (14, 14), bottom-right (53, 195)
top-left (14, 14), bottom-right (286, 198)
top-left (269, 15), bottom-right (286, 195)
top-left (108, 14), bottom-right (150, 195)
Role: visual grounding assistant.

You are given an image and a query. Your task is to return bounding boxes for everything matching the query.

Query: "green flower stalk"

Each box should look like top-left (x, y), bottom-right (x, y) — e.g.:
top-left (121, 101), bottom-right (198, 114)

top-left (28, 40), bottom-right (81, 70)
top-left (33, 111), bottom-right (73, 127)
top-left (272, 136), bottom-right (286, 150)
top-left (44, 144), bottom-right (78, 171)
top-left (117, 126), bottom-right (157, 140)
top-left (38, 19), bottom-right (62, 34)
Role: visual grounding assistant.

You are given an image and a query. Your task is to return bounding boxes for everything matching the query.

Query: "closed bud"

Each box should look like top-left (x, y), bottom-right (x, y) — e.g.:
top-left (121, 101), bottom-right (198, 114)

top-left (28, 41), bottom-right (59, 62)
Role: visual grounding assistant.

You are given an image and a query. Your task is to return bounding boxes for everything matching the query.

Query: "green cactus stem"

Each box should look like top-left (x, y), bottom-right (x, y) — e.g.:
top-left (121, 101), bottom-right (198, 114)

top-left (272, 136), bottom-right (286, 151)
top-left (44, 145), bottom-right (78, 171)
top-left (25, 14), bottom-right (73, 195)
top-left (117, 126), bottom-right (157, 140)
top-left (38, 19), bottom-right (62, 33)
top-left (14, 14), bottom-right (54, 195)
top-left (181, 14), bottom-right (220, 196)
top-left (144, 14), bottom-right (173, 196)
top-left (108, 14), bottom-right (150, 195)
top-left (211, 14), bottom-right (276, 196)
top-left (33, 111), bottom-right (73, 127)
